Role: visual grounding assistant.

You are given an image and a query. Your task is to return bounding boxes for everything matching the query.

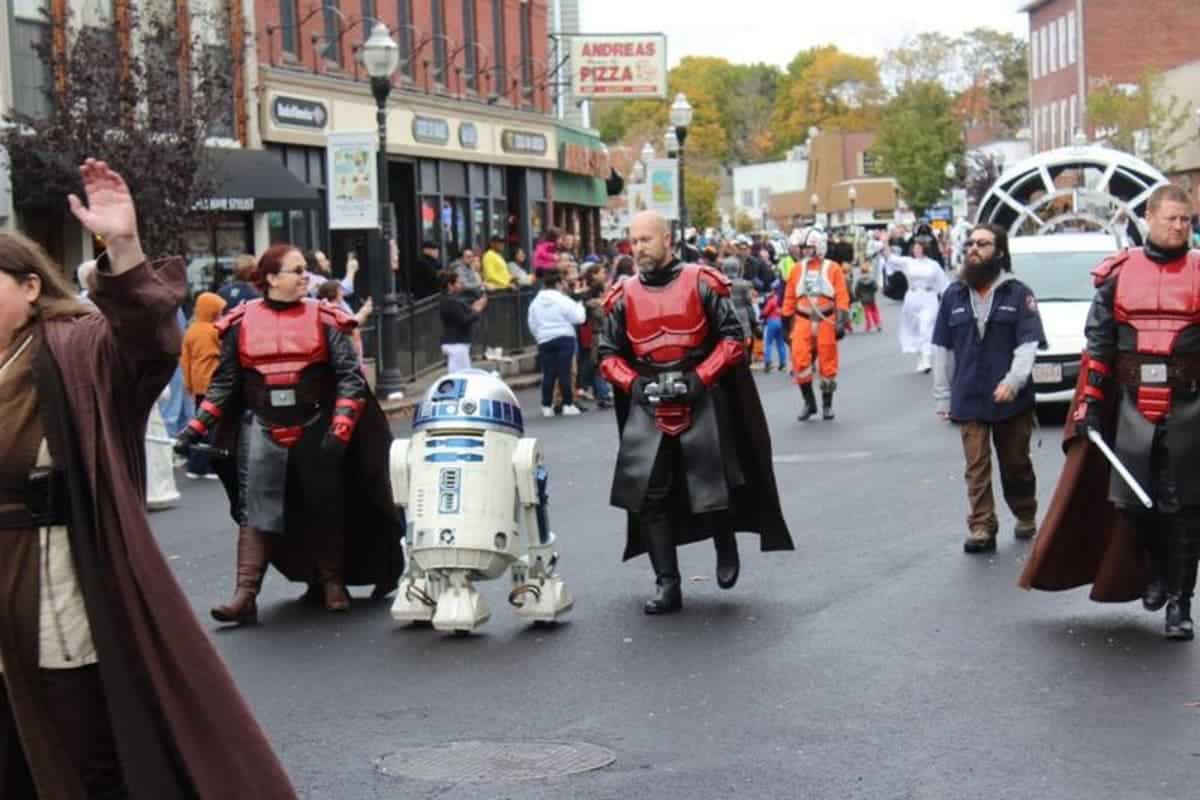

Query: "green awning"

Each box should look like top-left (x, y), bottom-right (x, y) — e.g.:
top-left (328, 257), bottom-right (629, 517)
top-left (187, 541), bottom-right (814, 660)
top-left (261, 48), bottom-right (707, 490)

top-left (552, 172), bottom-right (607, 207)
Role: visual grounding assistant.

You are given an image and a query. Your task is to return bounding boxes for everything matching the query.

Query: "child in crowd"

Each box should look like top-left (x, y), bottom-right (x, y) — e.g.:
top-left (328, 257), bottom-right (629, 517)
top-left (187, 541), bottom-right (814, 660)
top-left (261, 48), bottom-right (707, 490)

top-left (854, 264), bottom-right (882, 333)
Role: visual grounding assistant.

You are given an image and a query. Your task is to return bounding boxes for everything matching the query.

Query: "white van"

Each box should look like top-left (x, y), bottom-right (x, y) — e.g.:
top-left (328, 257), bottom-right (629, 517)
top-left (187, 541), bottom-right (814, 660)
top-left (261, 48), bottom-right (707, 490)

top-left (1009, 233), bottom-right (1121, 405)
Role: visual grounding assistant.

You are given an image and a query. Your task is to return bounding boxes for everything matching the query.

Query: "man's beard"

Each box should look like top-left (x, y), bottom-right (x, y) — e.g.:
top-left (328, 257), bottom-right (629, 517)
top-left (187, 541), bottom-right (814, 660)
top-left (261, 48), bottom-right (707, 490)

top-left (961, 256), bottom-right (1001, 289)
top-left (637, 254), bottom-right (667, 272)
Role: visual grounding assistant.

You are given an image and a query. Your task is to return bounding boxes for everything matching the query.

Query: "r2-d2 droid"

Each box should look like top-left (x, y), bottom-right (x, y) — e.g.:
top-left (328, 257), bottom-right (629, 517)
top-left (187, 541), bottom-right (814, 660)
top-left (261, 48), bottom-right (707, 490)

top-left (389, 370), bottom-right (573, 633)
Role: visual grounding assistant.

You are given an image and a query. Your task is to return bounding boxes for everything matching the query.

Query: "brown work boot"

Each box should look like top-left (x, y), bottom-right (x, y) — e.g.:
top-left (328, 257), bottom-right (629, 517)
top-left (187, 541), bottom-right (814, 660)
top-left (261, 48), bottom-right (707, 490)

top-left (963, 528), bottom-right (997, 554)
top-left (1014, 518), bottom-right (1037, 540)
top-left (316, 530), bottom-right (350, 612)
top-left (211, 527), bottom-right (269, 625)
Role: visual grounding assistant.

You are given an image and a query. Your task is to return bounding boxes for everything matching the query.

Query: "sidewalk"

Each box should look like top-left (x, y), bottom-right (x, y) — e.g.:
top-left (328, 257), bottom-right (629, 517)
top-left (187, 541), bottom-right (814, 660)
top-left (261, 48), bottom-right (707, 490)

top-left (378, 349), bottom-right (542, 420)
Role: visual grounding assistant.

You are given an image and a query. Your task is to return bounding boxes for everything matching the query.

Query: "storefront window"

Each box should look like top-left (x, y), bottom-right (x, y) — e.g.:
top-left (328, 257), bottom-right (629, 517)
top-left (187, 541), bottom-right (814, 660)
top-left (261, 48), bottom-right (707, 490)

top-left (472, 198), bottom-right (487, 250)
top-left (531, 202), bottom-right (546, 240)
top-left (182, 213), bottom-right (252, 295)
top-left (421, 196), bottom-right (439, 247)
top-left (491, 199), bottom-right (506, 242)
top-left (441, 198), bottom-right (470, 256)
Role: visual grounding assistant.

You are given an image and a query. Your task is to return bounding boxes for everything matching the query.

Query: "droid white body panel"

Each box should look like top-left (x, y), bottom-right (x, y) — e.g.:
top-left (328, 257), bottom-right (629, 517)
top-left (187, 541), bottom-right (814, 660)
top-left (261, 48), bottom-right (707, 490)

top-left (389, 370), bottom-right (573, 633)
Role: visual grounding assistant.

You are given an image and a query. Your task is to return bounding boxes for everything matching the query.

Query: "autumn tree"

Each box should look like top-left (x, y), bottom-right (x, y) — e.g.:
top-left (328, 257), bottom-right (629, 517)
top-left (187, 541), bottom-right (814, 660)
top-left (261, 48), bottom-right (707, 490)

top-left (770, 46), bottom-right (884, 153)
top-left (882, 33), bottom-right (960, 90)
top-left (873, 81), bottom-right (964, 215)
top-left (2, 7), bottom-right (237, 258)
top-left (685, 174), bottom-right (721, 230)
top-left (959, 28), bottom-right (1028, 134)
top-left (1088, 71), bottom-right (1192, 168)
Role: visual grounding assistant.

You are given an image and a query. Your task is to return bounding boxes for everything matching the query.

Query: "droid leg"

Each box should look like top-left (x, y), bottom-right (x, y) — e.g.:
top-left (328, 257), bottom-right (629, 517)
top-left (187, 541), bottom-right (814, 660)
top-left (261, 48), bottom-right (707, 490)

top-left (431, 570), bottom-right (491, 633)
top-left (509, 455), bottom-right (574, 623)
top-left (390, 548), bottom-right (437, 625)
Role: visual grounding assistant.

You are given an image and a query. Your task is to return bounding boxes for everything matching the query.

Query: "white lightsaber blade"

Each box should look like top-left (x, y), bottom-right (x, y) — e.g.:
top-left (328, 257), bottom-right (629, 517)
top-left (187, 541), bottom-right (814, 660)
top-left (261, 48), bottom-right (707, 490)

top-left (1086, 428), bottom-right (1153, 509)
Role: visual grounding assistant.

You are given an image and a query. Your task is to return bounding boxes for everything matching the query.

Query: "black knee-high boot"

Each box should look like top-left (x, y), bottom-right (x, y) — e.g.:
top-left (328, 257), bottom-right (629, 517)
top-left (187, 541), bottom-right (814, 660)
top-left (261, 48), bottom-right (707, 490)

top-left (798, 383), bottom-right (818, 421)
top-left (713, 530), bottom-right (740, 589)
top-left (641, 512), bottom-right (682, 614)
top-left (1142, 528), bottom-right (1168, 612)
top-left (1164, 523), bottom-right (1198, 641)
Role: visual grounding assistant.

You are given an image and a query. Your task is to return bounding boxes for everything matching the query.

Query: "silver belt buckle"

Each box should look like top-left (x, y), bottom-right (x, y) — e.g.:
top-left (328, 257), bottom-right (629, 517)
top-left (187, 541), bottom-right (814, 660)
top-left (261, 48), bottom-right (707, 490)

top-left (1140, 363), bottom-right (1167, 384)
top-left (269, 389), bottom-right (297, 407)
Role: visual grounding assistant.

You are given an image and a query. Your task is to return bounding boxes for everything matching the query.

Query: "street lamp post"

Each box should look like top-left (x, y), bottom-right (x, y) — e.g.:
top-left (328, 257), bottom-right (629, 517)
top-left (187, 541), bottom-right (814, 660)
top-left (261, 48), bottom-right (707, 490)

top-left (669, 93), bottom-right (693, 233)
top-left (847, 185), bottom-right (857, 227)
top-left (664, 127), bottom-right (680, 240)
top-left (362, 23), bottom-right (404, 398)
top-left (810, 192), bottom-right (820, 227)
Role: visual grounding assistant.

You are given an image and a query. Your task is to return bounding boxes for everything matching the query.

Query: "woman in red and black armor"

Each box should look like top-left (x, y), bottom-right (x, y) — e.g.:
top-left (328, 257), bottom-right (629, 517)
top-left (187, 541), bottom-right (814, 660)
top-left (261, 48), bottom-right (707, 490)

top-left (176, 244), bottom-right (403, 623)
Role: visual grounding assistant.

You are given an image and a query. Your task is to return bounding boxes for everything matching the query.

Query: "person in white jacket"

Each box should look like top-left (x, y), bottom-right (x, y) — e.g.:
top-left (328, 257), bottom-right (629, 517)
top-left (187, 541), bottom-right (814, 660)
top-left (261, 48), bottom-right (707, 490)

top-left (527, 269), bottom-right (587, 417)
top-left (883, 240), bottom-right (950, 373)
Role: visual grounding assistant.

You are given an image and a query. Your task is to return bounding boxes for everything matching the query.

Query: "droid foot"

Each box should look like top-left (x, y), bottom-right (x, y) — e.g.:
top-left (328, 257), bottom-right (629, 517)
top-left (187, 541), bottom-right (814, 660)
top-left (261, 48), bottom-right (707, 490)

top-left (510, 576), bottom-right (574, 624)
top-left (644, 578), bottom-right (682, 615)
top-left (432, 577), bottom-right (491, 633)
top-left (390, 578), bottom-right (437, 624)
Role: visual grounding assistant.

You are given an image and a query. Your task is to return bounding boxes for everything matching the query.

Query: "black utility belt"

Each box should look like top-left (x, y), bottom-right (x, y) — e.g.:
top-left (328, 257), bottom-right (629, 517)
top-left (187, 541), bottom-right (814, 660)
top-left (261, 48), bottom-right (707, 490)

top-left (0, 468), bottom-right (71, 530)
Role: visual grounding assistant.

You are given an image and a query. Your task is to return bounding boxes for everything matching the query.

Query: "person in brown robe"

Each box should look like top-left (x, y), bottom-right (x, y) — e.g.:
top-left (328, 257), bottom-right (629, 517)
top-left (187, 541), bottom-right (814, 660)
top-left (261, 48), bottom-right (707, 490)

top-left (0, 159), bottom-right (296, 798)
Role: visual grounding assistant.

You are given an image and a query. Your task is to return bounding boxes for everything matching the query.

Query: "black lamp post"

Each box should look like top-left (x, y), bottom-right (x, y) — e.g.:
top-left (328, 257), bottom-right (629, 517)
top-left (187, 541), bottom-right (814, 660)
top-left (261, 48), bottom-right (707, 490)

top-left (362, 23), bottom-right (404, 398)
top-left (669, 92), bottom-right (693, 232)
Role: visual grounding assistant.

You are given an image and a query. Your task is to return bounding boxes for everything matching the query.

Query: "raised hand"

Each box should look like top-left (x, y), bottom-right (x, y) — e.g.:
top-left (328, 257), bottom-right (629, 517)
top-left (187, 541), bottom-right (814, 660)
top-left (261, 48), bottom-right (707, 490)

top-left (68, 159), bottom-right (145, 274)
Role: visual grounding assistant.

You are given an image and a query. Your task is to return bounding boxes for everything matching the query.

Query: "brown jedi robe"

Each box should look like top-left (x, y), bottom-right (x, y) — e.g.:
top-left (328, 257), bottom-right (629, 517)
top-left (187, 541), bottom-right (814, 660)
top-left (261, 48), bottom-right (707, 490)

top-left (1018, 352), bottom-right (1147, 602)
top-left (16, 256), bottom-right (296, 798)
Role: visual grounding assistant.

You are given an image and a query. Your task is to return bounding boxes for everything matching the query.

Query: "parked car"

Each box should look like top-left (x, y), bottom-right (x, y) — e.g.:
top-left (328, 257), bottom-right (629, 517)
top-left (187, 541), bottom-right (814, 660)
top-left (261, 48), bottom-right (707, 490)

top-left (1010, 233), bottom-right (1122, 405)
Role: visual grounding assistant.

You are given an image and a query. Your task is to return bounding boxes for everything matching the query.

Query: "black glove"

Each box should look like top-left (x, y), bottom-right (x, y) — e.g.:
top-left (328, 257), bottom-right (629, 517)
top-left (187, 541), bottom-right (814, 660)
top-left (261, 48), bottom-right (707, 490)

top-left (680, 371), bottom-right (706, 405)
top-left (321, 431), bottom-right (349, 462)
top-left (631, 377), bottom-right (655, 407)
top-left (1074, 400), bottom-right (1105, 441)
top-left (836, 310), bottom-right (850, 340)
top-left (174, 426), bottom-right (202, 456)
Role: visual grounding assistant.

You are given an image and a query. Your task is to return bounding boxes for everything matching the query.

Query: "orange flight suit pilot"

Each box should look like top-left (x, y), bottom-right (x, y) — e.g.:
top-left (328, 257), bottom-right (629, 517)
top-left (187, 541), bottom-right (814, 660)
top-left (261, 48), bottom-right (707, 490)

top-left (782, 230), bottom-right (850, 420)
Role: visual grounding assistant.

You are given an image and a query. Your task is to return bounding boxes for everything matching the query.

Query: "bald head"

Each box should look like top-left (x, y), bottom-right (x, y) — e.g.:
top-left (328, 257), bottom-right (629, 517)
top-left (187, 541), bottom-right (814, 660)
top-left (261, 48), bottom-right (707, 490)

top-left (630, 211), bottom-right (672, 272)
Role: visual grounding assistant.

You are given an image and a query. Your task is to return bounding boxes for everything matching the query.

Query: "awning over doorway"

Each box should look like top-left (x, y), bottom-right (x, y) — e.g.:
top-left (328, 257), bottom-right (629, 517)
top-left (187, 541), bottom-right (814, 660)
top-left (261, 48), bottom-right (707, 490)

top-left (199, 147), bottom-right (322, 212)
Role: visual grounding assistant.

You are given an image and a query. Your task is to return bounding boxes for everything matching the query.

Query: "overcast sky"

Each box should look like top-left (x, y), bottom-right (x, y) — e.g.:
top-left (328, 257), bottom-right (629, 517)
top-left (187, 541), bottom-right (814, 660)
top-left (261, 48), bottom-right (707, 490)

top-left (577, 1), bottom-right (1029, 69)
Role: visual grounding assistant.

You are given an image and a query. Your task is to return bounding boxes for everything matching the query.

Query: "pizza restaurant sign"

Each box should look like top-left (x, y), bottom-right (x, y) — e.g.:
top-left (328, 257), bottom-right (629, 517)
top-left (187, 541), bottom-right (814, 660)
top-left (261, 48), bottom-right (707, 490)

top-left (569, 34), bottom-right (666, 99)
top-left (560, 142), bottom-right (609, 179)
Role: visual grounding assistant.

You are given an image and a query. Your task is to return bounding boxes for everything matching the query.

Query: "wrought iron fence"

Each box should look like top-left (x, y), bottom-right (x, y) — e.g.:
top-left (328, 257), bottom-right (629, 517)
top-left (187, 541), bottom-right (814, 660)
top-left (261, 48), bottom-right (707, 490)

top-left (363, 286), bottom-right (539, 384)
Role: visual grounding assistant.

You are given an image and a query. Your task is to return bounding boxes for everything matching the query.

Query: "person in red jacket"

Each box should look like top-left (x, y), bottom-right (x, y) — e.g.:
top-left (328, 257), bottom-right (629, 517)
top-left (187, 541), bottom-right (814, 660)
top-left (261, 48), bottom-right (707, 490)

top-left (760, 290), bottom-right (789, 372)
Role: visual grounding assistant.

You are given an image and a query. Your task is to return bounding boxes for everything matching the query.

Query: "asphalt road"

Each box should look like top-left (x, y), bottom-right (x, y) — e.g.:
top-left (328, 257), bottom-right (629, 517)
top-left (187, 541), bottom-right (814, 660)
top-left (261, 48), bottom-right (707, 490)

top-left (153, 308), bottom-right (1200, 799)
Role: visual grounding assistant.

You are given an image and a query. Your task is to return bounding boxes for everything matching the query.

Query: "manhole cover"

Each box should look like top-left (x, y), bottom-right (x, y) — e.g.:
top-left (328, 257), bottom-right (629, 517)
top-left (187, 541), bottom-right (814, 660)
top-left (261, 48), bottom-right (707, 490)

top-left (377, 739), bottom-right (615, 783)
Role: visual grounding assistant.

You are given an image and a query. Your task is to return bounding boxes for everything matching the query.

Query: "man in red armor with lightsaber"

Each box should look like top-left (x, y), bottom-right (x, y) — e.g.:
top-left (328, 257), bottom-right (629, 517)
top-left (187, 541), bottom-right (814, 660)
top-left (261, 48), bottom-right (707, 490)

top-left (598, 211), bottom-right (793, 615)
top-left (1023, 184), bottom-right (1200, 640)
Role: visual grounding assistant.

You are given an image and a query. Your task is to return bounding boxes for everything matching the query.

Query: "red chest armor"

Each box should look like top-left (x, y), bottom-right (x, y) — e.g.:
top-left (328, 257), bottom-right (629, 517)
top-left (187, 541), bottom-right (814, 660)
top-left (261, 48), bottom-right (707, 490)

top-left (238, 299), bottom-right (328, 386)
top-left (1114, 249), bottom-right (1200, 356)
top-left (624, 265), bottom-right (709, 364)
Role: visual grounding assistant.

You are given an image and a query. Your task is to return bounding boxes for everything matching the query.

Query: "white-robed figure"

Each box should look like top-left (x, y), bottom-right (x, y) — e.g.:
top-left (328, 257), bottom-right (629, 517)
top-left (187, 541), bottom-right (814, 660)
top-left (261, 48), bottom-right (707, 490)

top-left (884, 240), bottom-right (950, 373)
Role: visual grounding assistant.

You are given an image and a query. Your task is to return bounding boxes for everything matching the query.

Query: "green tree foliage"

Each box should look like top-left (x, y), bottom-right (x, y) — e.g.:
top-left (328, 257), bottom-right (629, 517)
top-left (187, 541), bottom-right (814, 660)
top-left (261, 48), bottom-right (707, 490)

top-left (873, 81), bottom-right (964, 215)
top-left (1088, 71), bottom-right (1192, 168)
top-left (685, 174), bottom-right (720, 230)
top-left (959, 28), bottom-right (1028, 133)
top-left (882, 33), bottom-right (960, 89)
top-left (734, 210), bottom-right (757, 234)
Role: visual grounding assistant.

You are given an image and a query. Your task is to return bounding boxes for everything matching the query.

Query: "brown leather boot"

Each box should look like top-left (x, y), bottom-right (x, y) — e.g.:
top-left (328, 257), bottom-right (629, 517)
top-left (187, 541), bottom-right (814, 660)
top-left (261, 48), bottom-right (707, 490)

top-left (317, 531), bottom-right (350, 612)
top-left (211, 527), bottom-right (269, 625)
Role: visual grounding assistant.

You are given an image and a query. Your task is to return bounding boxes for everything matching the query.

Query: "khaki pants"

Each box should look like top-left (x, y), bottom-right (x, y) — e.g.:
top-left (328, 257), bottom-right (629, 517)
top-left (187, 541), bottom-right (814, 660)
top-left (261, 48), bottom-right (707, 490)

top-left (959, 410), bottom-right (1037, 534)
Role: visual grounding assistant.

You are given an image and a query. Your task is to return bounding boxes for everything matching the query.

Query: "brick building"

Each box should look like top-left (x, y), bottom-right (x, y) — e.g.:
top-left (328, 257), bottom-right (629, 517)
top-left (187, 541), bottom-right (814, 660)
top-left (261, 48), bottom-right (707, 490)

top-left (5, 2), bottom-right (612, 276)
top-left (1023, 0), bottom-right (1200, 153)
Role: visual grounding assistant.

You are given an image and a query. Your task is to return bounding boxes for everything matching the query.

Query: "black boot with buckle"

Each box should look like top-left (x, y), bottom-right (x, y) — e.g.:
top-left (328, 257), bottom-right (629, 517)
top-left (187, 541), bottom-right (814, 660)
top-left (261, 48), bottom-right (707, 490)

top-left (798, 383), bottom-right (818, 421)
top-left (641, 512), bottom-right (682, 615)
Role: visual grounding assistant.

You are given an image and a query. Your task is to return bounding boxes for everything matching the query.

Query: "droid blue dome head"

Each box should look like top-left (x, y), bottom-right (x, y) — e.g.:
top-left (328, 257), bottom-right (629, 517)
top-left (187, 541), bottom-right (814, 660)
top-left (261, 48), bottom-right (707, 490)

top-left (413, 370), bottom-right (524, 435)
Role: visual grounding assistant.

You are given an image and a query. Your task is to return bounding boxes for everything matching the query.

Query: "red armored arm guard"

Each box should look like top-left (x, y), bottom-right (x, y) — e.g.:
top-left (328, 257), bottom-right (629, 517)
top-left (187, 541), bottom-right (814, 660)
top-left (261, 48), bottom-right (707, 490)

top-left (599, 355), bottom-right (639, 394)
top-left (695, 339), bottom-right (745, 387)
top-left (693, 265), bottom-right (743, 386)
top-left (186, 399), bottom-right (223, 437)
top-left (330, 397), bottom-right (365, 443)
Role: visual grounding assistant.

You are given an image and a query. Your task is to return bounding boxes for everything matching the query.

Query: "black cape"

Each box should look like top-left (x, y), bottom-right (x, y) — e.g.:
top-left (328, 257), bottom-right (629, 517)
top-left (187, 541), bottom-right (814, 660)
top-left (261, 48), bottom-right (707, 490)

top-left (612, 363), bottom-right (794, 560)
top-left (213, 391), bottom-right (404, 590)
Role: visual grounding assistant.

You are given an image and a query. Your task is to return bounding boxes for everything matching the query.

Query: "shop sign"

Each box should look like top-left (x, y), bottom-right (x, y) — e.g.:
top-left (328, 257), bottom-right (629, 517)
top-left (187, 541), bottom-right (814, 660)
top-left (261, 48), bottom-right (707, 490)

top-left (197, 197), bottom-right (255, 212)
top-left (413, 116), bottom-right (451, 145)
top-left (560, 142), bottom-right (609, 178)
top-left (327, 131), bottom-right (379, 230)
top-left (501, 129), bottom-right (548, 156)
top-left (272, 96), bottom-right (328, 130)
top-left (459, 122), bottom-right (479, 149)
top-left (569, 33), bottom-right (667, 100)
